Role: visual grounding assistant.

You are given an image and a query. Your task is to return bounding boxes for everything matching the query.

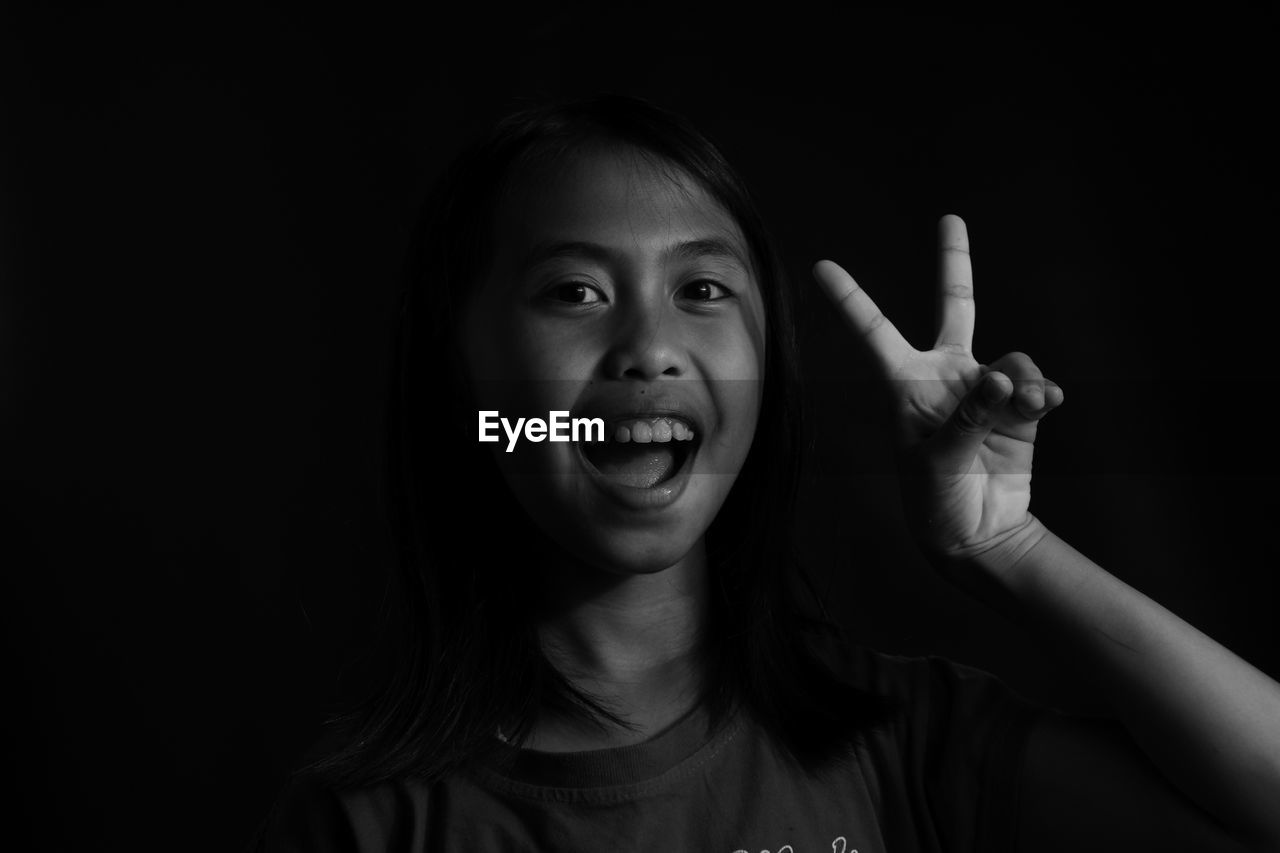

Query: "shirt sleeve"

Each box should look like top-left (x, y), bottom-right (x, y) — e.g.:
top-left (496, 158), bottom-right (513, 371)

top-left (840, 644), bottom-right (1049, 853)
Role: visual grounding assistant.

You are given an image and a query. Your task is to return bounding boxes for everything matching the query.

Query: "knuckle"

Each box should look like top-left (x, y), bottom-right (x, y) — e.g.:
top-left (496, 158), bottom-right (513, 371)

top-left (861, 311), bottom-right (887, 336)
top-left (833, 283), bottom-right (862, 307)
top-left (1000, 351), bottom-right (1041, 378)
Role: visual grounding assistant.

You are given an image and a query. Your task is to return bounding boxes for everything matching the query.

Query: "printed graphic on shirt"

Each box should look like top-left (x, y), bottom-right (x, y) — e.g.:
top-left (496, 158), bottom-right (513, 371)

top-left (731, 835), bottom-right (857, 853)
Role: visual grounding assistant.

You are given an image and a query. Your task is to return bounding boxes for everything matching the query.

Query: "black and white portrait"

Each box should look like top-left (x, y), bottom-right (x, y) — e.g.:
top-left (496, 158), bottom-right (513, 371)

top-left (4, 8), bottom-right (1277, 851)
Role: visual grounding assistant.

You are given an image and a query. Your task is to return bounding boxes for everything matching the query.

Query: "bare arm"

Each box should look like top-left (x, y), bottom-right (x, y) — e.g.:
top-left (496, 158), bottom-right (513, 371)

top-left (813, 215), bottom-right (1280, 850)
top-left (963, 521), bottom-right (1280, 850)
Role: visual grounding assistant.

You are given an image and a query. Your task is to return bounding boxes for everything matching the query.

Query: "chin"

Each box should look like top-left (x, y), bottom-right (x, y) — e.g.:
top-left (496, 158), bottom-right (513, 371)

top-left (534, 505), bottom-right (707, 577)
top-left (582, 532), bottom-right (700, 576)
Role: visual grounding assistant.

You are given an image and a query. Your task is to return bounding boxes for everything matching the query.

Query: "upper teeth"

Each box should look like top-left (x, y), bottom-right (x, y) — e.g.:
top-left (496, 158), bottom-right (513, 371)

top-left (612, 417), bottom-right (695, 443)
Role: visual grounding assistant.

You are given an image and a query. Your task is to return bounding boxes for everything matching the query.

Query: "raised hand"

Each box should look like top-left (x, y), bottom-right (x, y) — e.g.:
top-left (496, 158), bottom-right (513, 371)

top-left (812, 215), bottom-right (1064, 574)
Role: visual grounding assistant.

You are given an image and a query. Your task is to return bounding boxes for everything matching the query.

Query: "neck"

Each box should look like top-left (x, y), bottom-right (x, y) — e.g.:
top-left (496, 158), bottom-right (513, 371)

top-left (524, 539), bottom-right (711, 751)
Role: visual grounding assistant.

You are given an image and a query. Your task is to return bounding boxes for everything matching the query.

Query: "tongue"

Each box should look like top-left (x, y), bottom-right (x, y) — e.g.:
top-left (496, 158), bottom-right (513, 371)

top-left (585, 442), bottom-right (678, 488)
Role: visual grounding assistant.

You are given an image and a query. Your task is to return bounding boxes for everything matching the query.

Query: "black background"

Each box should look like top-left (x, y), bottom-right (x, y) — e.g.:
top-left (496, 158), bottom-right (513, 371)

top-left (3, 8), bottom-right (1276, 851)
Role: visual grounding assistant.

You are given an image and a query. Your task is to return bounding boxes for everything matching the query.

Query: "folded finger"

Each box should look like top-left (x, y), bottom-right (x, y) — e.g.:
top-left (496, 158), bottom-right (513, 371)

top-left (987, 351), bottom-right (1049, 417)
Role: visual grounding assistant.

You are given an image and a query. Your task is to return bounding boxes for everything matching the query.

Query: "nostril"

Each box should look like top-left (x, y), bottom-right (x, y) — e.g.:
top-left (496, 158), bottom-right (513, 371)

top-left (619, 366), bottom-right (681, 380)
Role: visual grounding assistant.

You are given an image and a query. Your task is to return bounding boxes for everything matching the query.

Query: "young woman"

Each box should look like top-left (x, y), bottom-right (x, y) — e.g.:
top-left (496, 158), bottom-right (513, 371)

top-left (251, 94), bottom-right (1280, 852)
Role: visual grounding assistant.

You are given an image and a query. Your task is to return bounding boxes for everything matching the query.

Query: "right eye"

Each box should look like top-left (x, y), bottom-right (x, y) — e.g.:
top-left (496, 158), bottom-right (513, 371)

top-left (546, 282), bottom-right (605, 304)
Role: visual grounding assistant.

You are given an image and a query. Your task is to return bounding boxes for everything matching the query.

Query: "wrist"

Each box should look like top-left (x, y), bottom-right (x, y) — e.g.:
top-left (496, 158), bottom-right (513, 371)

top-left (925, 514), bottom-right (1053, 600)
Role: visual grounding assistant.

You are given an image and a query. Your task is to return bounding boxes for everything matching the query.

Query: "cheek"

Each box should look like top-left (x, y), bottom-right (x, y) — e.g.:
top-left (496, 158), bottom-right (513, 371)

top-left (464, 289), bottom-right (565, 378)
top-left (465, 308), bottom-right (593, 412)
top-left (701, 352), bottom-right (764, 470)
top-left (698, 317), bottom-right (765, 382)
top-left (697, 312), bottom-right (765, 467)
top-left (725, 376), bottom-right (763, 448)
top-left (492, 314), bottom-right (602, 384)
top-left (519, 330), bottom-right (598, 381)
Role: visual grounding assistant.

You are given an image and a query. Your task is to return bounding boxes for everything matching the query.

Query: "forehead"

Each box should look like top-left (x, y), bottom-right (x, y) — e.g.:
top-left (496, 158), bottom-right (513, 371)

top-left (491, 147), bottom-right (752, 271)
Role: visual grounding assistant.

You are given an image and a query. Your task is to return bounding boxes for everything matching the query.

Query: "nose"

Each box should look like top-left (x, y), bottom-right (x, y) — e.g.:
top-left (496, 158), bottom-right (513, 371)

top-left (602, 300), bottom-right (687, 381)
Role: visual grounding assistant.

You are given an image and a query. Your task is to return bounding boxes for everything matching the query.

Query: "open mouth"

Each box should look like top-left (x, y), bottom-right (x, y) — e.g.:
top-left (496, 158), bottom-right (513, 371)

top-left (578, 416), bottom-right (699, 489)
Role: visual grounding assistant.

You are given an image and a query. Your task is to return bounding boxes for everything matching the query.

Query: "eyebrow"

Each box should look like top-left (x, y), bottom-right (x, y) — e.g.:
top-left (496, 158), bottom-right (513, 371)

top-left (517, 237), bottom-right (751, 274)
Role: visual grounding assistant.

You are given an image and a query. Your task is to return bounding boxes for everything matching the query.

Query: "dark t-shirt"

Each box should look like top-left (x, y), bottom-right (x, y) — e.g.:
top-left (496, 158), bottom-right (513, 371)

top-left (252, 645), bottom-right (1047, 852)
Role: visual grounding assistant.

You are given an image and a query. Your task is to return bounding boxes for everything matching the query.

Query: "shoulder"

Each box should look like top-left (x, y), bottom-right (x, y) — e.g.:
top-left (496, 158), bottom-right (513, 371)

top-left (855, 645), bottom-right (1036, 714)
top-left (801, 630), bottom-right (1049, 777)
top-left (845, 645), bottom-right (1047, 769)
top-left (802, 625), bottom-right (1034, 713)
top-left (814, 640), bottom-right (1053, 851)
top-left (854, 643), bottom-right (1044, 736)
top-left (248, 770), bottom-right (356, 853)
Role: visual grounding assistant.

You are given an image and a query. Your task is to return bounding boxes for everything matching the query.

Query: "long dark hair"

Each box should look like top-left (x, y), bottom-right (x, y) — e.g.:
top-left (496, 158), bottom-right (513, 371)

top-left (310, 94), bottom-right (891, 788)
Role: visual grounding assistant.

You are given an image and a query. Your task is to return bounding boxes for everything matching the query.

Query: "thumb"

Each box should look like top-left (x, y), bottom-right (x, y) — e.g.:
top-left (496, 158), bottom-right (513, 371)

top-left (929, 371), bottom-right (1012, 466)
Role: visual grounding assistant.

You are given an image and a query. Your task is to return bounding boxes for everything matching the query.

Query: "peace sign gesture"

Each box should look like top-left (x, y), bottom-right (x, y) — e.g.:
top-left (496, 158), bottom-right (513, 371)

top-left (813, 215), bottom-right (1063, 574)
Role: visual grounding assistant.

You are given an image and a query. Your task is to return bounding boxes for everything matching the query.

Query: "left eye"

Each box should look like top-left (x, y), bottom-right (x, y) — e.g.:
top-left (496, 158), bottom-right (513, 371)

top-left (679, 280), bottom-right (732, 301)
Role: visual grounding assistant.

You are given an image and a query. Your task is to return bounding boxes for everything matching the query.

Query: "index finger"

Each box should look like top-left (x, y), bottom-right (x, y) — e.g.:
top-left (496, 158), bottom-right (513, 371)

top-left (812, 259), bottom-right (914, 372)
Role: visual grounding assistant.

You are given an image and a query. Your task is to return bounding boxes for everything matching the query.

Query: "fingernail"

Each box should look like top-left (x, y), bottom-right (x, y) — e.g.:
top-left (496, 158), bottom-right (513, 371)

top-left (983, 374), bottom-right (1007, 403)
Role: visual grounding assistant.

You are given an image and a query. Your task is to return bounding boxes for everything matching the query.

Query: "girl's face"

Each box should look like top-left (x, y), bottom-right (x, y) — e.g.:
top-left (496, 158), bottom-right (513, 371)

top-left (460, 146), bottom-right (766, 575)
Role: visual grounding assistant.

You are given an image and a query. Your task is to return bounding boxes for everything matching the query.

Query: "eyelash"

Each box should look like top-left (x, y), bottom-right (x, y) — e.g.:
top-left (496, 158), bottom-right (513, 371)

top-left (545, 279), bottom-right (734, 305)
top-left (680, 279), bottom-right (734, 302)
top-left (546, 282), bottom-right (605, 305)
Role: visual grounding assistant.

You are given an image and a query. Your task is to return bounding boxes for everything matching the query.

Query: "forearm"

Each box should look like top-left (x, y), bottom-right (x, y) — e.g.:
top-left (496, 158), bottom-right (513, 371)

top-left (953, 518), bottom-right (1280, 848)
